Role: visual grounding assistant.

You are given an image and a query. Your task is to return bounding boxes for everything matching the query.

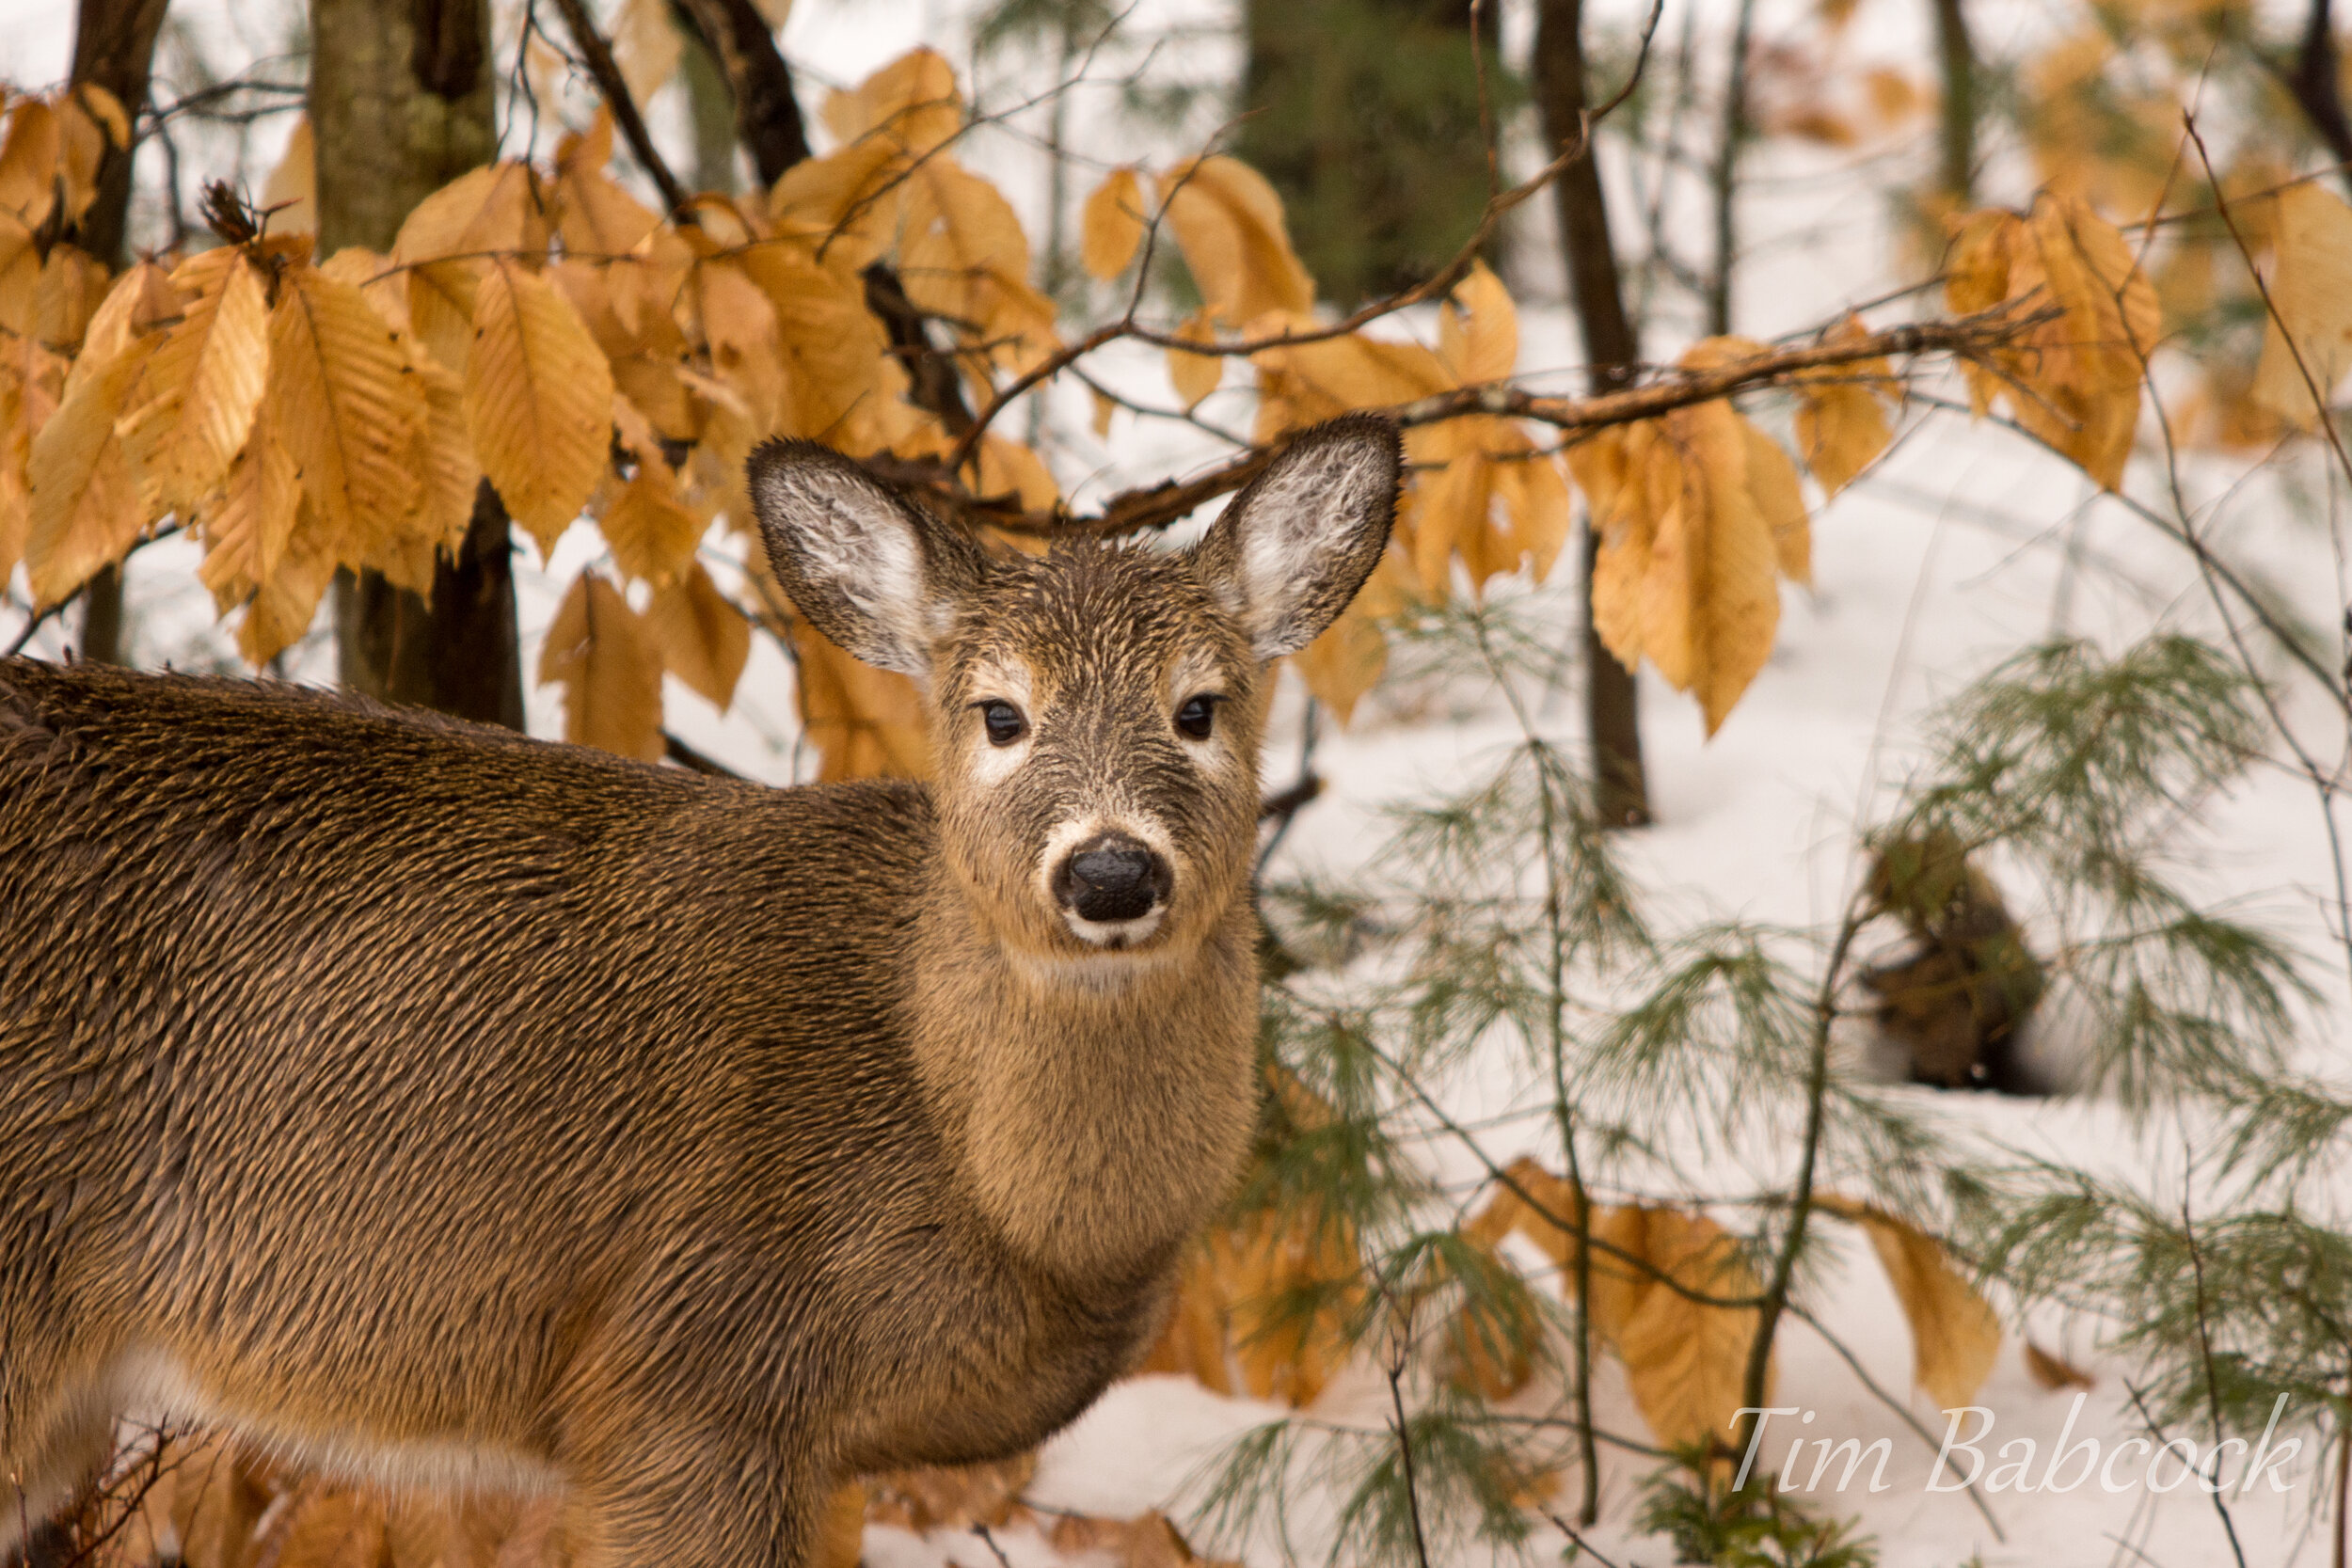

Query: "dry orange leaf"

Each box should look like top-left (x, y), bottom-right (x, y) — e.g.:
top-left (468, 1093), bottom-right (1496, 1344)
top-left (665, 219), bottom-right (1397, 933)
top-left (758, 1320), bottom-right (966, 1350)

top-left (1793, 314), bottom-right (1896, 498)
top-left (790, 616), bottom-right (932, 781)
top-left (268, 259), bottom-right (426, 566)
top-left (122, 249), bottom-right (271, 520)
top-left (0, 210), bottom-right (41, 339)
top-left (599, 460), bottom-right (705, 589)
top-left (1167, 309), bottom-right (1222, 411)
top-left (263, 115), bottom-right (316, 233)
top-left (198, 396), bottom-right (302, 606)
top-left (1819, 1196), bottom-right (2001, 1411)
top-left (1943, 197), bottom-right (2157, 490)
top-left (31, 244), bottom-right (108, 354)
top-left (824, 46), bottom-right (962, 157)
top-left (395, 161), bottom-right (549, 270)
top-left (1157, 156), bottom-right (1315, 327)
top-left (540, 571), bottom-right (665, 762)
top-left (466, 258), bottom-right (614, 556)
top-left (646, 561), bottom-right (751, 711)
top-left (555, 110), bottom-right (664, 260)
top-left (1574, 417), bottom-right (1775, 736)
top-left (1083, 166), bottom-right (1148, 279)
top-left (1292, 546), bottom-right (1408, 722)
top-left (406, 344), bottom-right (481, 559)
top-left (23, 329), bottom-right (157, 605)
top-left (2252, 182), bottom-right (2352, 425)
top-left (1592, 1205), bottom-right (1772, 1450)
top-left (612, 0), bottom-right (685, 112)
top-left (237, 503), bottom-right (340, 665)
top-left (1438, 261), bottom-right (1517, 386)
top-left (2024, 1339), bottom-right (2095, 1391)
top-left (0, 98), bottom-right (60, 228)
top-left (899, 158), bottom-right (1059, 379)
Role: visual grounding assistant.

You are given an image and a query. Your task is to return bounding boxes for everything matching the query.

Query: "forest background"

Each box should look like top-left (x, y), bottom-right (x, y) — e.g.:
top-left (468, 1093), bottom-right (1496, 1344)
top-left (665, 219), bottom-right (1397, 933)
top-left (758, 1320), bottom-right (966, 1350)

top-left (8, 0), bottom-right (2352, 1563)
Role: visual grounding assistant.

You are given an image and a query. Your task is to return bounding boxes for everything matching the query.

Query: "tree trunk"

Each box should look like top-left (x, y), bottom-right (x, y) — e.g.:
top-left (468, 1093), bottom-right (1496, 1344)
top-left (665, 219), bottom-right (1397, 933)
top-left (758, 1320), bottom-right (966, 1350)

top-left (1706, 0), bottom-right (1756, 337)
top-left (671, 0), bottom-right (810, 186)
top-left (1239, 0), bottom-right (1501, 304)
top-left (673, 2), bottom-right (739, 194)
top-left (311, 0), bottom-right (522, 726)
top-left (1534, 0), bottom-right (1649, 829)
top-left (1932, 0), bottom-right (1974, 204)
top-left (67, 0), bottom-right (171, 666)
top-left (2283, 0), bottom-right (2352, 197)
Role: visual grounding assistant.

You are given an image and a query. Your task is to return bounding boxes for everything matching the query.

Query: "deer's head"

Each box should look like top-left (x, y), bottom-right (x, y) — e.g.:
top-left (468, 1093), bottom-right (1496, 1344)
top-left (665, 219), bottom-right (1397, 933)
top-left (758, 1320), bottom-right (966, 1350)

top-left (749, 416), bottom-right (1400, 975)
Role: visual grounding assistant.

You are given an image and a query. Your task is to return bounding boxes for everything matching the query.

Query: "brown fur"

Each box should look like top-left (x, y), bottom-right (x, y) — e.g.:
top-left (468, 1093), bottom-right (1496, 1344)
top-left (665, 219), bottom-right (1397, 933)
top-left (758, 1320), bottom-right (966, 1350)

top-left (1861, 829), bottom-right (2048, 1093)
top-left (0, 417), bottom-right (1402, 1567)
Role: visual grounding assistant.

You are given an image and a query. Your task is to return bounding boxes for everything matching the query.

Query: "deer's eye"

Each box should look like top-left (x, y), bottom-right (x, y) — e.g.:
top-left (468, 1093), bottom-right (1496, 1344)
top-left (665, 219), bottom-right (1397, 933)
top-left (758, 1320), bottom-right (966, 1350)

top-left (977, 700), bottom-right (1027, 746)
top-left (1175, 694), bottom-right (1219, 740)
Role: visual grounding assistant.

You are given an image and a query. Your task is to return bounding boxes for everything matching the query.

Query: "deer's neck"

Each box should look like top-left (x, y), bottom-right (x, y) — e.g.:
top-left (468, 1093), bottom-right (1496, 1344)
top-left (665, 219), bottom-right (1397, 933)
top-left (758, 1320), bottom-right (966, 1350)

top-left (906, 884), bottom-right (1260, 1288)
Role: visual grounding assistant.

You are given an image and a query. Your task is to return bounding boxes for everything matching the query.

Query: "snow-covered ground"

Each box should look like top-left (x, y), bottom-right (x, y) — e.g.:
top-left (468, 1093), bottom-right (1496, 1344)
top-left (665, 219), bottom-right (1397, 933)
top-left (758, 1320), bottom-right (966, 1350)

top-left (8, 0), bottom-right (2352, 1561)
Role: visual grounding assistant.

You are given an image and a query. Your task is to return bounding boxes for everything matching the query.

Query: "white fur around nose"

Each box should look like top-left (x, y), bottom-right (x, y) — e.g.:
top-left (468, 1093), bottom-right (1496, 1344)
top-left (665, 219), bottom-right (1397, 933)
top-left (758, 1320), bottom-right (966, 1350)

top-left (1038, 815), bottom-right (1178, 949)
top-left (1231, 439), bottom-right (1392, 658)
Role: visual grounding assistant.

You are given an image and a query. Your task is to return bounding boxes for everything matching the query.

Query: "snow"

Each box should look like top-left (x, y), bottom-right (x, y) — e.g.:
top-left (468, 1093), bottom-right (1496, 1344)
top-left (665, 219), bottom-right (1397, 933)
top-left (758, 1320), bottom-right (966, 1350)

top-left (8, 0), bottom-right (2352, 1561)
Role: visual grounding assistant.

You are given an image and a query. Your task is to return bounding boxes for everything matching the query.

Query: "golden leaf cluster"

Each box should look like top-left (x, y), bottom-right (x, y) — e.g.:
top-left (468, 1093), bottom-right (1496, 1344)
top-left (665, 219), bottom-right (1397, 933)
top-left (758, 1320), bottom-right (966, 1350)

top-left (8, 37), bottom-right (2015, 759)
top-left (1461, 1162), bottom-right (2002, 1451)
top-left (1570, 335), bottom-right (1867, 735)
top-left (1945, 195), bottom-right (2159, 491)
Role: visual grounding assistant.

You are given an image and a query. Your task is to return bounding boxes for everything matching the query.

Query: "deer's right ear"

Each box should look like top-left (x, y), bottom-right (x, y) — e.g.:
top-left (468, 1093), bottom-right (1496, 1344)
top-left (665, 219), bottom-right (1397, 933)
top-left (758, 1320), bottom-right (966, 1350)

top-left (748, 440), bottom-right (986, 679)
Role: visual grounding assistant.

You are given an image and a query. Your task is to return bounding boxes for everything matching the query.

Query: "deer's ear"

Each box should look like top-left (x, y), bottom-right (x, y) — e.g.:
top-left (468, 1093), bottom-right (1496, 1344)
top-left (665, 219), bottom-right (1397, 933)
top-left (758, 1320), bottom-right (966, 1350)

top-left (1193, 414), bottom-right (1402, 660)
top-left (748, 440), bottom-right (986, 678)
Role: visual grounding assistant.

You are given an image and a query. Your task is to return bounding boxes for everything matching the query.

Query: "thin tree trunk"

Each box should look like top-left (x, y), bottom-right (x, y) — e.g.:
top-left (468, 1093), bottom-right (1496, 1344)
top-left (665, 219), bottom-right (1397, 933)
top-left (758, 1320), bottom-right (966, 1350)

top-left (1706, 0), bottom-right (1756, 337)
top-left (1534, 0), bottom-right (1649, 829)
top-left (67, 0), bottom-right (171, 667)
top-left (1931, 0), bottom-right (1974, 205)
top-left (2283, 0), bottom-right (2352, 198)
top-left (312, 0), bottom-right (522, 727)
top-left (671, 0), bottom-right (810, 186)
top-left (673, 2), bottom-right (739, 194)
top-left (672, 0), bottom-right (965, 437)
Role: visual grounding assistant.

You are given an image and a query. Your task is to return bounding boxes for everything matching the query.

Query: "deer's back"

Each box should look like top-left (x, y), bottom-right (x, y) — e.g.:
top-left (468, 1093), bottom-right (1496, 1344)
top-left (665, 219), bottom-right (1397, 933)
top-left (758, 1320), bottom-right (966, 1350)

top-left (0, 658), bottom-right (992, 1460)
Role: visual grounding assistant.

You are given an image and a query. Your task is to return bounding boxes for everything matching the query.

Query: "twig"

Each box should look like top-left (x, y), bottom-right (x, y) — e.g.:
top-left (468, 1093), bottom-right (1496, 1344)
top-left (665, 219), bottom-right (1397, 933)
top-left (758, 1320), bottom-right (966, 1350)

top-left (1909, 391), bottom-right (2348, 710)
top-left (544, 0), bottom-right (691, 214)
top-left (1788, 1304), bottom-right (2007, 1541)
top-left (1735, 887), bottom-right (1868, 1461)
top-left (1705, 0), bottom-right (1756, 336)
top-left (984, 308), bottom-right (2041, 539)
top-left (4, 523), bottom-right (186, 658)
top-left (1383, 1330), bottom-right (1434, 1568)
top-left (663, 731), bottom-right (742, 778)
top-left (1538, 1509), bottom-right (1626, 1568)
top-left (1257, 771), bottom-right (1322, 825)
top-left (971, 1522), bottom-right (1016, 1568)
top-left (939, 9), bottom-right (1666, 481)
top-left (2182, 111), bottom-right (2352, 491)
top-left (2179, 1164), bottom-right (2252, 1568)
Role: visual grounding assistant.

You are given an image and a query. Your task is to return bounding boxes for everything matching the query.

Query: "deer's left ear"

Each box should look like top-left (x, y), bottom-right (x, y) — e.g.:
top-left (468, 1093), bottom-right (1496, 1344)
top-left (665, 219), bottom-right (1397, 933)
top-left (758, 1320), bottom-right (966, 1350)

top-left (1192, 414), bottom-right (1402, 660)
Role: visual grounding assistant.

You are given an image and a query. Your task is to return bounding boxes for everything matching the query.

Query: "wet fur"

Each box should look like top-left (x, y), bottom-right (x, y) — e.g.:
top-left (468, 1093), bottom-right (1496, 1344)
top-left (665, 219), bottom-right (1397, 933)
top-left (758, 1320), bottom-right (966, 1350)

top-left (0, 417), bottom-right (1400, 1567)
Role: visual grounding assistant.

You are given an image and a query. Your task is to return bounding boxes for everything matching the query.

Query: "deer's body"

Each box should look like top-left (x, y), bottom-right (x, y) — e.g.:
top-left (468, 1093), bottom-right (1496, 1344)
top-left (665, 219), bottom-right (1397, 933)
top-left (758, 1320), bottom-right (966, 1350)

top-left (0, 417), bottom-right (1400, 1567)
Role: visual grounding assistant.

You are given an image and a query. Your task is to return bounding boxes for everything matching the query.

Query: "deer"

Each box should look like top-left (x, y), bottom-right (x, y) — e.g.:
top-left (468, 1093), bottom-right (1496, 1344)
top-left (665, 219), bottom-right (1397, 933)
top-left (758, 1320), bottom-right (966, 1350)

top-left (0, 414), bottom-right (1402, 1568)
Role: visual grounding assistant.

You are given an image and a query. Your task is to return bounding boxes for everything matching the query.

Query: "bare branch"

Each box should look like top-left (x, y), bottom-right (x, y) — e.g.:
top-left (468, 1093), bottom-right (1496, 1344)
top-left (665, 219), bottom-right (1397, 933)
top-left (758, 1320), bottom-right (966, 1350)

top-left (543, 0), bottom-right (691, 214)
top-left (956, 307), bottom-right (2039, 539)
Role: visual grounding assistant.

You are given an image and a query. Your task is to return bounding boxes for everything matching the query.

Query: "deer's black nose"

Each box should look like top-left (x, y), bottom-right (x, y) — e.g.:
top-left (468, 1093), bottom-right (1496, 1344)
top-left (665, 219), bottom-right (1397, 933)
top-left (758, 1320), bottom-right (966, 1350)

top-left (1055, 833), bottom-right (1171, 924)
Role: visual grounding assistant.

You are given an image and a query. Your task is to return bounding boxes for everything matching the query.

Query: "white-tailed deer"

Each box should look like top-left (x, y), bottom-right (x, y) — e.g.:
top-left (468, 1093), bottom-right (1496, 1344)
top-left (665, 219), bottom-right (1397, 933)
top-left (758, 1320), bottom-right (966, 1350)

top-left (0, 415), bottom-right (1401, 1567)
